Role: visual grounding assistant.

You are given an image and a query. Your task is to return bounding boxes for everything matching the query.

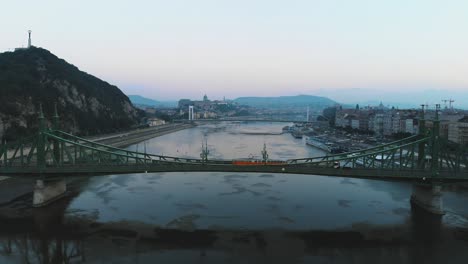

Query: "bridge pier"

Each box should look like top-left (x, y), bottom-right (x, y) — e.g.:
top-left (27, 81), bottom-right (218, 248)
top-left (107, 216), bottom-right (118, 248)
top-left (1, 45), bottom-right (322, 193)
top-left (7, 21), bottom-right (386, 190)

top-left (33, 179), bottom-right (67, 207)
top-left (410, 183), bottom-right (444, 215)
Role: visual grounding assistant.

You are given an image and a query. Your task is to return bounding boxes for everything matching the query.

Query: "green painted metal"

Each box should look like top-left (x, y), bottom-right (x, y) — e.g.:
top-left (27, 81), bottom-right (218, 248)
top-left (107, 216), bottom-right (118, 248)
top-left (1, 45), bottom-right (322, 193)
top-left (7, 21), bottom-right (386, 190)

top-left (200, 137), bottom-right (209, 163)
top-left (52, 103), bottom-right (60, 164)
top-left (37, 104), bottom-right (46, 171)
top-left (431, 105), bottom-right (441, 177)
top-left (261, 143), bottom-right (269, 162)
top-left (288, 134), bottom-right (421, 164)
top-left (0, 110), bottom-right (467, 181)
top-left (1, 141), bottom-right (6, 165)
top-left (418, 104), bottom-right (426, 169)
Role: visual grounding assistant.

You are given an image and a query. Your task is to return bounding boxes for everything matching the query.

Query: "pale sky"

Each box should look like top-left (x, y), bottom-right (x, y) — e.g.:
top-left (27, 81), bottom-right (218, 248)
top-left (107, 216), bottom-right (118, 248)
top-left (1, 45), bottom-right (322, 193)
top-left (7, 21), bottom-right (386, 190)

top-left (1, 0), bottom-right (468, 106)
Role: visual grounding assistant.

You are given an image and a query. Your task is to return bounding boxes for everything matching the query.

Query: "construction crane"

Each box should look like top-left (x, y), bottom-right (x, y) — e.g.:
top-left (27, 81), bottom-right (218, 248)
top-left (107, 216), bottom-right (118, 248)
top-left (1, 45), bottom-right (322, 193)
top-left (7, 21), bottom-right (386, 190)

top-left (442, 99), bottom-right (449, 109)
top-left (442, 99), bottom-right (455, 110)
top-left (449, 99), bottom-right (455, 109)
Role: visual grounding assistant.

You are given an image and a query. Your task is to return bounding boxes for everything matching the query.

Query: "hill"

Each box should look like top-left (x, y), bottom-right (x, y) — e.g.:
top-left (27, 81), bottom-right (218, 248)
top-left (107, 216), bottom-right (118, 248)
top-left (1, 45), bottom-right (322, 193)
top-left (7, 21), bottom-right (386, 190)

top-left (128, 95), bottom-right (177, 108)
top-left (0, 47), bottom-right (140, 140)
top-left (234, 95), bottom-right (337, 108)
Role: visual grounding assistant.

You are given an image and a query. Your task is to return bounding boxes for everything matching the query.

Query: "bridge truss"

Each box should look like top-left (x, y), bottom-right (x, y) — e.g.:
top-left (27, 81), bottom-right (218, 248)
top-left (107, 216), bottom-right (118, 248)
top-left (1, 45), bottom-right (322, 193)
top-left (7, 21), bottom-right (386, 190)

top-left (0, 106), bottom-right (467, 181)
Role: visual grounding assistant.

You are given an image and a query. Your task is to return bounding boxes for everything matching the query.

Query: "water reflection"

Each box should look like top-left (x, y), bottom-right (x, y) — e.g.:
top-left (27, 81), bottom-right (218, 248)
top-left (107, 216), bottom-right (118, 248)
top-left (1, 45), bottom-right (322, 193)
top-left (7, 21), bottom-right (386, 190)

top-left (66, 173), bottom-right (418, 230)
top-left (0, 196), bottom-right (85, 264)
top-left (0, 199), bottom-right (467, 264)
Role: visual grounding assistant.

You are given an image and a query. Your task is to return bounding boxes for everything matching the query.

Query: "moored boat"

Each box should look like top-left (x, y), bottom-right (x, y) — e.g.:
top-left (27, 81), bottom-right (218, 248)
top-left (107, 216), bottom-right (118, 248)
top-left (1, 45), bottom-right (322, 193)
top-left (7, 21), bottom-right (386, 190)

top-left (291, 131), bottom-right (303, 139)
top-left (305, 136), bottom-right (331, 152)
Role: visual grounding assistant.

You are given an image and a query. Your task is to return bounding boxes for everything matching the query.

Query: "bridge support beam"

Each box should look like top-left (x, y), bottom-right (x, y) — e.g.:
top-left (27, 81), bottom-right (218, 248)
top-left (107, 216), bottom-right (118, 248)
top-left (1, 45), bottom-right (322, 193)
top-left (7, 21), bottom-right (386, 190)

top-left (33, 179), bottom-right (67, 207)
top-left (52, 103), bottom-right (60, 164)
top-left (410, 183), bottom-right (444, 215)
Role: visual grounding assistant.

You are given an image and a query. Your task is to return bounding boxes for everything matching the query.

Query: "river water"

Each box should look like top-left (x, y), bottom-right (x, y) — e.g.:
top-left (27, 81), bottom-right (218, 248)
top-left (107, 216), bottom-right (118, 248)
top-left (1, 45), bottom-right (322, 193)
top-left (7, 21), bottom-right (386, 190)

top-left (1, 122), bottom-right (468, 263)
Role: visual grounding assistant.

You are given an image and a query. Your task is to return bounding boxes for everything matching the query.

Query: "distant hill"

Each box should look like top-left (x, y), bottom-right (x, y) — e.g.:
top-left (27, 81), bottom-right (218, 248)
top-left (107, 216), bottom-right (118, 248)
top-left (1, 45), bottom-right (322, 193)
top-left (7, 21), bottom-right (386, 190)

top-left (234, 95), bottom-right (337, 108)
top-left (128, 95), bottom-right (177, 108)
top-left (0, 47), bottom-right (140, 140)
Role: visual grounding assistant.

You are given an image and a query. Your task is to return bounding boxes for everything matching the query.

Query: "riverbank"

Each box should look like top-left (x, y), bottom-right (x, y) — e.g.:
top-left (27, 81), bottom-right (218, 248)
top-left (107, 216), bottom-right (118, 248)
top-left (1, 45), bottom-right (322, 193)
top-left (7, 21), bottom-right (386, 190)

top-left (1, 123), bottom-right (195, 162)
top-left (86, 123), bottom-right (195, 148)
top-left (287, 123), bottom-right (383, 153)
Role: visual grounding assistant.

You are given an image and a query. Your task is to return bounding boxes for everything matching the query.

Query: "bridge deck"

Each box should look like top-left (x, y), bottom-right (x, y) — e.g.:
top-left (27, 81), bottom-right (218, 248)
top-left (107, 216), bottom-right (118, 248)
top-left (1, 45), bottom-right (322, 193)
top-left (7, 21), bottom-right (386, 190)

top-left (2, 163), bottom-right (467, 182)
top-left (1, 123), bottom-right (467, 182)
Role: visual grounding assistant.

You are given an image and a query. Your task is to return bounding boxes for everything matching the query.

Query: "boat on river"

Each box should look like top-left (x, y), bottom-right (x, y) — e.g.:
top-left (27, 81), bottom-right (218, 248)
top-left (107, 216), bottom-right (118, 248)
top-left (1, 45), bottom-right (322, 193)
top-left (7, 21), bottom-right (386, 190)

top-left (306, 136), bottom-right (331, 152)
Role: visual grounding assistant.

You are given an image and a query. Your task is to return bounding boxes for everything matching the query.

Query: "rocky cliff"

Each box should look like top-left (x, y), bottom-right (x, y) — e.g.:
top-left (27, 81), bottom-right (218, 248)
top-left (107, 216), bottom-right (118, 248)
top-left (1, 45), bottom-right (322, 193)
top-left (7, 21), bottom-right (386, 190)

top-left (0, 47), bottom-right (140, 140)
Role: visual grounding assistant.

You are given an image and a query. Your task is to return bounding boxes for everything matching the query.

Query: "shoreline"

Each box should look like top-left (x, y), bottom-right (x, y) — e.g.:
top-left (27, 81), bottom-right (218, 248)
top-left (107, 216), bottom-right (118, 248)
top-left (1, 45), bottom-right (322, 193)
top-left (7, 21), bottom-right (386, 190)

top-left (89, 123), bottom-right (196, 148)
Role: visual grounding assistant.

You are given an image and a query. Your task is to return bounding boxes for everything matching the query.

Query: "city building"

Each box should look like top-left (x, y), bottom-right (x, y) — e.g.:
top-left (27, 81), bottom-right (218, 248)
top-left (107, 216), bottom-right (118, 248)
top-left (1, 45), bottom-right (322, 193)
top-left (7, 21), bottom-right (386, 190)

top-left (178, 95), bottom-right (236, 119)
top-left (405, 119), bottom-right (418, 134)
top-left (147, 118), bottom-right (165, 126)
top-left (448, 117), bottom-right (468, 145)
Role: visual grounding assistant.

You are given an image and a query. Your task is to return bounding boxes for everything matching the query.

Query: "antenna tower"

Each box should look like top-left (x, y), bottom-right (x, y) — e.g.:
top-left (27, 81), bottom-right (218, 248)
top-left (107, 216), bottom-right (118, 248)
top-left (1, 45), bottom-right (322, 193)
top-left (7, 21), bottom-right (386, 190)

top-left (28, 30), bottom-right (32, 48)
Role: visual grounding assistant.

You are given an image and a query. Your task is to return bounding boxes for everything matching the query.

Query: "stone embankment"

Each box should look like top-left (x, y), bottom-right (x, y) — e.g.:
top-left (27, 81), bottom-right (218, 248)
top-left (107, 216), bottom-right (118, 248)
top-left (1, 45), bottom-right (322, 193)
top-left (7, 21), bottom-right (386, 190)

top-left (87, 123), bottom-right (195, 148)
top-left (1, 123), bottom-right (195, 157)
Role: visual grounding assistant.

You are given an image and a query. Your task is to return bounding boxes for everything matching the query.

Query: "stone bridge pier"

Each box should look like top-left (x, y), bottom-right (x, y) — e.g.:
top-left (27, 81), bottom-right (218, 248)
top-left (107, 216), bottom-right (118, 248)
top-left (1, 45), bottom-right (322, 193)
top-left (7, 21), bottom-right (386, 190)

top-left (410, 183), bottom-right (444, 215)
top-left (33, 179), bottom-right (67, 207)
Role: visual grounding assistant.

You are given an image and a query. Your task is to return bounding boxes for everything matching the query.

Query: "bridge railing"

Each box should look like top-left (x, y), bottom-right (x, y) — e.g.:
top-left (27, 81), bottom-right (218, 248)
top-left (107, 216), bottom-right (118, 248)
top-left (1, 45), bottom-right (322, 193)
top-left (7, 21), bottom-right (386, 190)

top-left (288, 136), bottom-right (467, 177)
top-left (0, 133), bottom-right (423, 168)
top-left (0, 135), bottom-right (38, 167)
top-left (434, 137), bottom-right (468, 175)
top-left (44, 131), bottom-right (467, 174)
top-left (292, 137), bottom-right (426, 168)
top-left (2, 126), bottom-right (466, 180)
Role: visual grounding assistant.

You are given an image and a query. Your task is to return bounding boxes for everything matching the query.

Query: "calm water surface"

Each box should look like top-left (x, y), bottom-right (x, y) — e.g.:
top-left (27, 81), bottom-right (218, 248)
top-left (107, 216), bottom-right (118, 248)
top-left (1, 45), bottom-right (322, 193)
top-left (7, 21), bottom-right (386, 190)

top-left (1, 122), bottom-right (468, 263)
top-left (127, 121), bottom-right (324, 160)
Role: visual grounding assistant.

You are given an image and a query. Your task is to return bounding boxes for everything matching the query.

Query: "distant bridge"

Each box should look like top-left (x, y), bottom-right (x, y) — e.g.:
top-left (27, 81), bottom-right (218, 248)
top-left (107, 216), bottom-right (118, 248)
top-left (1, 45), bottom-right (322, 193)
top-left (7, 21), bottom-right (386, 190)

top-left (175, 118), bottom-right (314, 123)
top-left (1, 106), bottom-right (467, 182)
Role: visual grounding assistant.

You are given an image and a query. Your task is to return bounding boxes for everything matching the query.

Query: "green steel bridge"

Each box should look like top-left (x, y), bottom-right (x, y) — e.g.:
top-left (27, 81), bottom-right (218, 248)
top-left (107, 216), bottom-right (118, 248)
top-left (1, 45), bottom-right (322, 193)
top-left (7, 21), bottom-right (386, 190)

top-left (1, 106), bottom-right (467, 182)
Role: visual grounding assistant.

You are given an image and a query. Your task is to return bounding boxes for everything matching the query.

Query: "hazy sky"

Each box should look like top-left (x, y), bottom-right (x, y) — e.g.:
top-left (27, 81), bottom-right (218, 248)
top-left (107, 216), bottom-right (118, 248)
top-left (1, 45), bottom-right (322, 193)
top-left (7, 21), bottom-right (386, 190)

top-left (2, 0), bottom-right (468, 106)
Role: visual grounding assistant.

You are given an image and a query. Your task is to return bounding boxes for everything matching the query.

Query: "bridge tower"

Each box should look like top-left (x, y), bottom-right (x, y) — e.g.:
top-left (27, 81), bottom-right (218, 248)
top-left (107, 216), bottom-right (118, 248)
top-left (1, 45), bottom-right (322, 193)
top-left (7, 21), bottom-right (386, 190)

top-left (431, 104), bottom-right (441, 176)
top-left (261, 143), bottom-right (269, 162)
top-left (200, 137), bottom-right (209, 162)
top-left (37, 104), bottom-right (46, 170)
top-left (412, 104), bottom-right (444, 214)
top-left (418, 104), bottom-right (426, 169)
top-left (52, 103), bottom-right (61, 164)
